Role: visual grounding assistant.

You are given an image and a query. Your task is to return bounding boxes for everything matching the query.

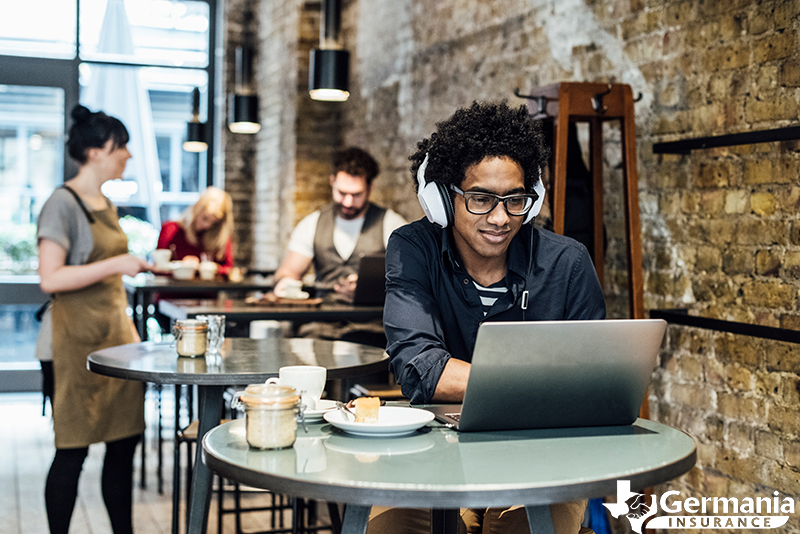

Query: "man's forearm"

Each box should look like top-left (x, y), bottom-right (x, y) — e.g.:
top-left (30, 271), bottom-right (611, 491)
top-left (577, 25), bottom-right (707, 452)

top-left (431, 358), bottom-right (471, 403)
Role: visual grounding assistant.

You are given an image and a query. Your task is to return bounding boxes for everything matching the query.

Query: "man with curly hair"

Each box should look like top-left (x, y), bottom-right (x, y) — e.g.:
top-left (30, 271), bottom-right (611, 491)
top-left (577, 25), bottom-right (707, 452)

top-left (373, 101), bottom-right (605, 534)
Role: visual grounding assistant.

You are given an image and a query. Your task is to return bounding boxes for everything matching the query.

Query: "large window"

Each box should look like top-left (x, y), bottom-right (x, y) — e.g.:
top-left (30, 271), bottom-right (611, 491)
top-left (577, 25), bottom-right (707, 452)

top-left (0, 0), bottom-right (217, 254)
top-left (0, 0), bottom-right (218, 387)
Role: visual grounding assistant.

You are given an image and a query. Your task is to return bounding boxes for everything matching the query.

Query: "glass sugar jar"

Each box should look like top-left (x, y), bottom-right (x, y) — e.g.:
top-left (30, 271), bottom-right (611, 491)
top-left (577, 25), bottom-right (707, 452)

top-left (233, 384), bottom-right (303, 450)
top-left (172, 319), bottom-right (208, 357)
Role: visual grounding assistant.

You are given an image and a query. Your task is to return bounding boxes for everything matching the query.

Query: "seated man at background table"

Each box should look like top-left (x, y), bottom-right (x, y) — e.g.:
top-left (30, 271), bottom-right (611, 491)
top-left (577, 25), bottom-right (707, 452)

top-left (374, 101), bottom-right (606, 534)
top-left (273, 146), bottom-right (407, 346)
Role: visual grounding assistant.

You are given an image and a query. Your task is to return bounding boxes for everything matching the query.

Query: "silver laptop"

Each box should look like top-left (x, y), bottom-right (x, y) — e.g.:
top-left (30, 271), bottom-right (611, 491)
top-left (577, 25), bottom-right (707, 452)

top-left (428, 319), bottom-right (666, 431)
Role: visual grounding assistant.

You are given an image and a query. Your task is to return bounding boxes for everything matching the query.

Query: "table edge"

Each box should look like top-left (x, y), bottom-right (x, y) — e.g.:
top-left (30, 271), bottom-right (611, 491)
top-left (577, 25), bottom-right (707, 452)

top-left (201, 422), bottom-right (697, 509)
top-left (87, 348), bottom-right (389, 385)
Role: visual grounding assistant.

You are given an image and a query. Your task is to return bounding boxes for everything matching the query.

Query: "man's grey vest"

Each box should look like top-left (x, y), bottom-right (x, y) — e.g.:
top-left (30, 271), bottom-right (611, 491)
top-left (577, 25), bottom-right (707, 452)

top-left (312, 203), bottom-right (387, 289)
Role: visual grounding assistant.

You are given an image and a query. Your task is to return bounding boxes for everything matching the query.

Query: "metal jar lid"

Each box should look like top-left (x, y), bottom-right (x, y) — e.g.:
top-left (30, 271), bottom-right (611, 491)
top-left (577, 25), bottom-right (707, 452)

top-left (239, 384), bottom-right (300, 408)
top-left (174, 319), bottom-right (208, 331)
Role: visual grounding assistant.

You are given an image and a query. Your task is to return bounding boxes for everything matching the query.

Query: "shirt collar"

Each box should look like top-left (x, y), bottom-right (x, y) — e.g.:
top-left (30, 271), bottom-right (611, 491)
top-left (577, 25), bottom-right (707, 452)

top-left (507, 225), bottom-right (532, 279)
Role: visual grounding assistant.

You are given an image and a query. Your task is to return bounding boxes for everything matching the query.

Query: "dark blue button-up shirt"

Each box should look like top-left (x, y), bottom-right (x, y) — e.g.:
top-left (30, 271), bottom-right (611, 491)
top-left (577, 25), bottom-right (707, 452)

top-left (384, 218), bottom-right (606, 404)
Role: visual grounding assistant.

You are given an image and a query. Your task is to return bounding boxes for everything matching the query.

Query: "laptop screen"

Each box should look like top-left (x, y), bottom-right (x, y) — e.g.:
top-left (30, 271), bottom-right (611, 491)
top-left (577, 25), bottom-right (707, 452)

top-left (352, 253), bottom-right (386, 305)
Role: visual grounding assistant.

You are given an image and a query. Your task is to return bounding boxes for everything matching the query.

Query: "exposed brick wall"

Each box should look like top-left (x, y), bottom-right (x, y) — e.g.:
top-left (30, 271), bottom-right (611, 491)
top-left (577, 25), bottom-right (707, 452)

top-left (242, 0), bottom-right (800, 527)
top-left (249, 0), bottom-right (301, 271)
top-left (222, 0), bottom-right (258, 268)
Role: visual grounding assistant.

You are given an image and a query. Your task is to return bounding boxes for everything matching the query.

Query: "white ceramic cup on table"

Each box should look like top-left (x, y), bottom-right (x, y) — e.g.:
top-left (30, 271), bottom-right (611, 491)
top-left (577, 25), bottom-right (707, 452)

top-left (266, 365), bottom-right (326, 410)
top-left (198, 261), bottom-right (218, 280)
top-left (275, 278), bottom-right (305, 298)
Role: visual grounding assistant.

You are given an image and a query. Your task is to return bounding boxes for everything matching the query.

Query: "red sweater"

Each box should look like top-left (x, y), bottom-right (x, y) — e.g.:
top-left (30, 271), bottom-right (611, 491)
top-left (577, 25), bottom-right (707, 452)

top-left (157, 221), bottom-right (234, 274)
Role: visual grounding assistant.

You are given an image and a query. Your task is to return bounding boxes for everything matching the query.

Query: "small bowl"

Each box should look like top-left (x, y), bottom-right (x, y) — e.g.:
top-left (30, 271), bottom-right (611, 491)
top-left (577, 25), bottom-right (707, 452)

top-left (171, 263), bottom-right (197, 280)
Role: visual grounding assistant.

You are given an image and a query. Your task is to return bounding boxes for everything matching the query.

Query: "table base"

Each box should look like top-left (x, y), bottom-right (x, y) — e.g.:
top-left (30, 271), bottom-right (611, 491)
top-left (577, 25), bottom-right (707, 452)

top-left (187, 384), bottom-right (224, 534)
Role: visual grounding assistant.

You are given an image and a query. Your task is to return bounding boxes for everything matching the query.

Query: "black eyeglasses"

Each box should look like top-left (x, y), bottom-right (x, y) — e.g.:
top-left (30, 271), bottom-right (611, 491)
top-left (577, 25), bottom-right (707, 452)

top-left (450, 185), bottom-right (537, 216)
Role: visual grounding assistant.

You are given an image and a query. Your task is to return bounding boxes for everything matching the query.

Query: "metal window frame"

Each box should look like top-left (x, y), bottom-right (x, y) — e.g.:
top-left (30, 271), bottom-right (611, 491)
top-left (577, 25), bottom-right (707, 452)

top-left (0, 0), bottom-right (220, 187)
top-left (0, 0), bottom-right (221, 390)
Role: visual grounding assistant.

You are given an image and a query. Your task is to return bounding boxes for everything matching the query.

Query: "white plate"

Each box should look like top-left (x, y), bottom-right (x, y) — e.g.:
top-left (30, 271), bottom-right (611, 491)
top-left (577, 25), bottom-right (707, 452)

top-left (323, 406), bottom-right (435, 437)
top-left (303, 399), bottom-right (337, 423)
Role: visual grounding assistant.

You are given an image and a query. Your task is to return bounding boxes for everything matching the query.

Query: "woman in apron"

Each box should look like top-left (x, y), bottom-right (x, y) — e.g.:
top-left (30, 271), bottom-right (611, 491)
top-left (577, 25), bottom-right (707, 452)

top-left (37, 105), bottom-right (152, 534)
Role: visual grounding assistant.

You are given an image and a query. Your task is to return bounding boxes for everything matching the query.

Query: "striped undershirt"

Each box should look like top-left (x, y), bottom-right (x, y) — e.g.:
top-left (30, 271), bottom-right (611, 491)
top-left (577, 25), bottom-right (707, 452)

top-left (473, 279), bottom-right (509, 316)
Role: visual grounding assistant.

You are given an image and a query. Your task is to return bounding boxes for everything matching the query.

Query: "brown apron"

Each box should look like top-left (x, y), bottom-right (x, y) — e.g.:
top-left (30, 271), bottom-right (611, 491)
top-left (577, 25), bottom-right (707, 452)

top-left (51, 205), bottom-right (145, 449)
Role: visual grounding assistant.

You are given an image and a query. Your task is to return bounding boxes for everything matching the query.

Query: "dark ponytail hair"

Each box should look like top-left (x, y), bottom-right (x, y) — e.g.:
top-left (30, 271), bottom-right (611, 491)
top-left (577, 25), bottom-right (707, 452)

top-left (67, 105), bottom-right (130, 164)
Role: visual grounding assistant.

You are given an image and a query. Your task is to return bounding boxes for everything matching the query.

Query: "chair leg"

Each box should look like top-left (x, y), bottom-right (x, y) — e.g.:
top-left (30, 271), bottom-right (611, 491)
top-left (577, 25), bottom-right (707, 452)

top-left (327, 502), bottom-right (343, 534)
top-left (157, 383), bottom-right (164, 494)
top-left (217, 475), bottom-right (224, 534)
top-left (184, 440), bottom-right (193, 530)
top-left (235, 481), bottom-right (243, 534)
top-left (172, 430), bottom-right (182, 534)
top-left (140, 384), bottom-right (148, 489)
top-left (308, 499), bottom-right (318, 529)
top-left (292, 498), bottom-right (302, 534)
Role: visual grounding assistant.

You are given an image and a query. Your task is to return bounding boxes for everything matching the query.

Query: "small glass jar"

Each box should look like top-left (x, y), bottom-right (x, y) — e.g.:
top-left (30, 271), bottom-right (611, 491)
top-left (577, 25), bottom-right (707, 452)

top-left (173, 319), bottom-right (208, 357)
top-left (234, 384), bottom-right (301, 450)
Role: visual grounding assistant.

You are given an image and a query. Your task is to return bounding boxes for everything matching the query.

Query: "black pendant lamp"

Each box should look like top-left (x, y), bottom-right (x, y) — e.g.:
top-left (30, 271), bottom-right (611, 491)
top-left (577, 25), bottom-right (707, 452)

top-left (182, 87), bottom-right (208, 152)
top-left (309, 0), bottom-right (350, 102)
top-left (229, 45), bottom-right (261, 134)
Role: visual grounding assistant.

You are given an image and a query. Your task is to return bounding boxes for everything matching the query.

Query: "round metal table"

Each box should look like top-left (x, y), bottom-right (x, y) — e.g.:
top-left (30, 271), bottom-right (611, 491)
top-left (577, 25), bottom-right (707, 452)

top-left (203, 416), bottom-right (696, 534)
top-left (88, 337), bottom-right (389, 534)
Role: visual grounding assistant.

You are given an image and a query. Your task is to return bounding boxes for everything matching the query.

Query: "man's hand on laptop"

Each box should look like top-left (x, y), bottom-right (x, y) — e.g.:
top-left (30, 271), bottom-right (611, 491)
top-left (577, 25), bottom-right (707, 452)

top-left (333, 273), bottom-right (358, 302)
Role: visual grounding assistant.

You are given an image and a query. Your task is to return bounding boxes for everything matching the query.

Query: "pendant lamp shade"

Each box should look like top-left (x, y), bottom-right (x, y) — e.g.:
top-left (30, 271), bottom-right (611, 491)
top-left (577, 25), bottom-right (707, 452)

top-left (309, 0), bottom-right (349, 102)
top-left (228, 45), bottom-right (261, 134)
top-left (228, 94), bottom-right (260, 134)
top-left (183, 87), bottom-right (208, 152)
top-left (309, 49), bottom-right (350, 102)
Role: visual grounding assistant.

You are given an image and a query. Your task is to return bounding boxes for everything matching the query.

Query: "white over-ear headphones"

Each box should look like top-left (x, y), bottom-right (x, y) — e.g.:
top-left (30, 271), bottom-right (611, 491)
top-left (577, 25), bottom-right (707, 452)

top-left (416, 153), bottom-right (546, 228)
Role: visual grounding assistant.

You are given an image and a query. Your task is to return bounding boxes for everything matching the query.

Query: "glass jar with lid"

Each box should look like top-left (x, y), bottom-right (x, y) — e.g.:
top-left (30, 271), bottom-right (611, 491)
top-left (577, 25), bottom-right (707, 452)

top-left (172, 319), bottom-right (208, 357)
top-left (233, 384), bottom-right (304, 450)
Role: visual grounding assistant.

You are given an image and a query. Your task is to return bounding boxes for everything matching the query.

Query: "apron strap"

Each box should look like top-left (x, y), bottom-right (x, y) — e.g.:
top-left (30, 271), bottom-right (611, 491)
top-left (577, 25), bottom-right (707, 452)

top-left (61, 185), bottom-right (95, 224)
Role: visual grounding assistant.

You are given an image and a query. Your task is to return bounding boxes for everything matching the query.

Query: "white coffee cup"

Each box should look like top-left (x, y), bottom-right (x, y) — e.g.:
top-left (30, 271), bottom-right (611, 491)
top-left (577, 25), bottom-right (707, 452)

top-left (152, 249), bottom-right (172, 270)
top-left (278, 279), bottom-right (303, 298)
top-left (266, 365), bottom-right (326, 410)
top-left (198, 261), bottom-right (218, 280)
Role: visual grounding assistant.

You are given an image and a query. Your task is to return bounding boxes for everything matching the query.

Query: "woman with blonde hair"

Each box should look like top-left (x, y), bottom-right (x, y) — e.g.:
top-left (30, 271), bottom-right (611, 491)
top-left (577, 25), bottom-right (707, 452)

top-left (157, 186), bottom-right (234, 274)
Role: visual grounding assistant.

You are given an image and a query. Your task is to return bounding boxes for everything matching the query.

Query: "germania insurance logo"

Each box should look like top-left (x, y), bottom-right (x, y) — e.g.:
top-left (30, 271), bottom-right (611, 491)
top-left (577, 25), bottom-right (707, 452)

top-left (603, 480), bottom-right (793, 532)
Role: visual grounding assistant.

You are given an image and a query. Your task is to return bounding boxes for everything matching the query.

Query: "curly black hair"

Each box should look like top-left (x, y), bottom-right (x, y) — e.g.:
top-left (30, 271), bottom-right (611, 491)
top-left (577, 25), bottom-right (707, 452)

top-left (333, 147), bottom-right (380, 184)
top-left (409, 100), bottom-right (549, 194)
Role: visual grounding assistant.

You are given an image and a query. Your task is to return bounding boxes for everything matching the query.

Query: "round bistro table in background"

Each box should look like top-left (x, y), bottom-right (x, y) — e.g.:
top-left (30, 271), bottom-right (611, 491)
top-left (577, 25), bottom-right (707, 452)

top-left (88, 337), bottom-right (389, 534)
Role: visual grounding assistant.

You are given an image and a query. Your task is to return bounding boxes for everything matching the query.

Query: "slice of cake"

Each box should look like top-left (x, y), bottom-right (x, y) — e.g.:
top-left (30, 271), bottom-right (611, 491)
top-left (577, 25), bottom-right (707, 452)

top-left (354, 397), bottom-right (380, 423)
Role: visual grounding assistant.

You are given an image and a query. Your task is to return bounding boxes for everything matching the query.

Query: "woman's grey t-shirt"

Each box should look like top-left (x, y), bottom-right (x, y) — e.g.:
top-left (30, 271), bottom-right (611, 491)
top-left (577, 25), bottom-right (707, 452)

top-left (37, 187), bottom-right (97, 266)
top-left (36, 187), bottom-right (103, 362)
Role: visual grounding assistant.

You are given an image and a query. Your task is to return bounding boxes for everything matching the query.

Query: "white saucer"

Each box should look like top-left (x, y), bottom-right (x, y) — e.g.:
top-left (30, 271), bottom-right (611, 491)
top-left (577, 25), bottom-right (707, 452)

top-left (323, 406), bottom-right (434, 437)
top-left (303, 399), bottom-right (337, 422)
top-left (274, 291), bottom-right (310, 300)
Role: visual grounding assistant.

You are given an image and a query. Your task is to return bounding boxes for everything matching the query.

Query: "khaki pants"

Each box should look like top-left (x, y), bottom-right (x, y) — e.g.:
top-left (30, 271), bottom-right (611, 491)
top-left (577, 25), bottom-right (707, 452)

top-left (367, 500), bottom-right (593, 534)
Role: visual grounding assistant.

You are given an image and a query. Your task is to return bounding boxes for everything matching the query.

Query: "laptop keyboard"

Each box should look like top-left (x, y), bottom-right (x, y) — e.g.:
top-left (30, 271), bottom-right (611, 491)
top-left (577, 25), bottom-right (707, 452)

top-left (446, 413), bottom-right (461, 422)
